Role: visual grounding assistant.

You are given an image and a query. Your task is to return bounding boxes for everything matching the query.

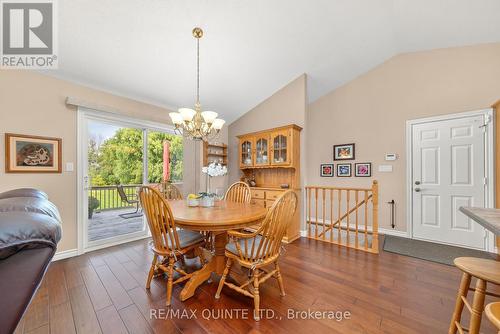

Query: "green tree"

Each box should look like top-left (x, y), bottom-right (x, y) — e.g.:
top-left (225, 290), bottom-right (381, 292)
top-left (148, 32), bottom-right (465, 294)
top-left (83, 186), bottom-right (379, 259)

top-left (88, 138), bottom-right (106, 186)
top-left (91, 128), bottom-right (183, 186)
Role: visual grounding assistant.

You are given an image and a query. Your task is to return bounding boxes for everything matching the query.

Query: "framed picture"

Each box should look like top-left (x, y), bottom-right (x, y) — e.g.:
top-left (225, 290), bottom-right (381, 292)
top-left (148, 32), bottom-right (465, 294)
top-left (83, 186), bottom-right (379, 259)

top-left (355, 163), bottom-right (372, 177)
top-left (333, 143), bottom-right (355, 160)
top-left (320, 164), bottom-right (334, 177)
top-left (337, 163), bottom-right (351, 177)
top-left (5, 133), bottom-right (62, 173)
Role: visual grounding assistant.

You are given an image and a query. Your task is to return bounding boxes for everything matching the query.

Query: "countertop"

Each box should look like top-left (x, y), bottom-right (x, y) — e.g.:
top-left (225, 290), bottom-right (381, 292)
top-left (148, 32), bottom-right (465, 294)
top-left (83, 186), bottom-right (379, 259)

top-left (459, 207), bottom-right (500, 235)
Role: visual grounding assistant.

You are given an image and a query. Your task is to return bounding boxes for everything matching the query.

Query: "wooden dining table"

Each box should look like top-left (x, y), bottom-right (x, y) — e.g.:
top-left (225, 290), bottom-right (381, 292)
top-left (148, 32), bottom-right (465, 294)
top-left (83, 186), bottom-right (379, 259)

top-left (167, 200), bottom-right (268, 301)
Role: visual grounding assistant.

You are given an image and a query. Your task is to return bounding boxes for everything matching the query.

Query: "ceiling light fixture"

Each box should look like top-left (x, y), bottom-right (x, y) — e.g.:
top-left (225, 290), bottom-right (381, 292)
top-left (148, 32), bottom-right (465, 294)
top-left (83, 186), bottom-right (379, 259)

top-left (169, 27), bottom-right (225, 141)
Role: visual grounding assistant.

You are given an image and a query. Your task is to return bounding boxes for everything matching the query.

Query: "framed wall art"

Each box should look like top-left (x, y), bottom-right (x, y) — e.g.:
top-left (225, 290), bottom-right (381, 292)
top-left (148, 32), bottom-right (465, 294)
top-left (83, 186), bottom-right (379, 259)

top-left (355, 163), bottom-right (371, 177)
top-left (5, 133), bottom-right (62, 173)
top-left (336, 163), bottom-right (351, 177)
top-left (320, 163), bottom-right (334, 177)
top-left (333, 143), bottom-right (355, 160)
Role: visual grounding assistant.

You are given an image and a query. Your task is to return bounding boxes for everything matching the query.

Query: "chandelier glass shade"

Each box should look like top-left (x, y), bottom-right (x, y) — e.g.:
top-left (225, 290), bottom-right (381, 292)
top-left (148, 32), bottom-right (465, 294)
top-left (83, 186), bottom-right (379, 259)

top-left (169, 27), bottom-right (225, 141)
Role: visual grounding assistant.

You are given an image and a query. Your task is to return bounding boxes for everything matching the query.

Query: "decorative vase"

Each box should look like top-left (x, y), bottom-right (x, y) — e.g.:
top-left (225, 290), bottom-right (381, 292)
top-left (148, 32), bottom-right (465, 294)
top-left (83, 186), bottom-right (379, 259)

top-left (200, 196), bottom-right (214, 207)
top-left (187, 198), bottom-right (199, 207)
top-left (206, 173), bottom-right (211, 194)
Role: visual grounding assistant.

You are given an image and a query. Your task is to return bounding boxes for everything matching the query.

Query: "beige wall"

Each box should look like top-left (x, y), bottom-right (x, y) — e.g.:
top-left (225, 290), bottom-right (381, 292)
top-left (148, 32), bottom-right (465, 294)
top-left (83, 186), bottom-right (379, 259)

top-left (228, 74), bottom-right (307, 183)
top-left (183, 127), bottom-right (229, 196)
top-left (307, 43), bottom-right (500, 232)
top-left (0, 71), bottom-right (204, 252)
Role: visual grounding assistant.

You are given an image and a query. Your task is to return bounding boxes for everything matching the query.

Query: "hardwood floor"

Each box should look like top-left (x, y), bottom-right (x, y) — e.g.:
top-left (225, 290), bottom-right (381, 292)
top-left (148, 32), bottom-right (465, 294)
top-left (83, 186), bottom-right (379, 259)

top-left (15, 236), bottom-right (499, 334)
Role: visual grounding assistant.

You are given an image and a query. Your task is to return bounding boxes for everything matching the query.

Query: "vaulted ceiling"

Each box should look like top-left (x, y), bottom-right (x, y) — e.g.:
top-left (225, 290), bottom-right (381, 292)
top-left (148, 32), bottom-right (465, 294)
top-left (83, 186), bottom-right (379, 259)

top-left (47, 0), bottom-right (500, 123)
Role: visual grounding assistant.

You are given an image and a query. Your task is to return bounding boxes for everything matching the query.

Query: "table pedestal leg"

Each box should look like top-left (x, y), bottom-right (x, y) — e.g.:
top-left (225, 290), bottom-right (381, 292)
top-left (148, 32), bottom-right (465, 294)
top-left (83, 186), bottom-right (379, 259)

top-left (179, 232), bottom-right (228, 301)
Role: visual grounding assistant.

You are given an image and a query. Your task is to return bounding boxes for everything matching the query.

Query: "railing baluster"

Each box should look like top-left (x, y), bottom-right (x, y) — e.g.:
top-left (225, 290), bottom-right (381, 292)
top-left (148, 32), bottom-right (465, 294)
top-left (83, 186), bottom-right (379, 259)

top-left (314, 188), bottom-right (318, 239)
top-left (307, 187), bottom-right (311, 237)
top-left (364, 190), bottom-right (368, 249)
top-left (346, 190), bottom-right (350, 247)
top-left (330, 189), bottom-right (333, 243)
top-left (337, 189), bottom-right (341, 244)
top-left (322, 188), bottom-right (326, 240)
top-left (355, 190), bottom-right (359, 249)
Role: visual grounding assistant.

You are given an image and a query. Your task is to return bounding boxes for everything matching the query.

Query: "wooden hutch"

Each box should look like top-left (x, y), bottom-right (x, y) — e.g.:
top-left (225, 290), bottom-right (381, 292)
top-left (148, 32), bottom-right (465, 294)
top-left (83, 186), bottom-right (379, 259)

top-left (203, 142), bottom-right (228, 166)
top-left (237, 124), bottom-right (302, 242)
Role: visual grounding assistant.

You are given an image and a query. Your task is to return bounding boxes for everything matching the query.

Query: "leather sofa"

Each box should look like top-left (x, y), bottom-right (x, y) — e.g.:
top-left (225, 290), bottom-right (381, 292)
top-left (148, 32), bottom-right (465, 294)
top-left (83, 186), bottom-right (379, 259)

top-left (0, 188), bottom-right (62, 334)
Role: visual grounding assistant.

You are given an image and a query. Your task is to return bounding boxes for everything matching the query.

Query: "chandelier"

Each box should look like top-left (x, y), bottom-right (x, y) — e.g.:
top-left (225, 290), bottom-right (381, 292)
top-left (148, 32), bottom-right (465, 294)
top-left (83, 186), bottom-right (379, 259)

top-left (169, 27), bottom-right (225, 141)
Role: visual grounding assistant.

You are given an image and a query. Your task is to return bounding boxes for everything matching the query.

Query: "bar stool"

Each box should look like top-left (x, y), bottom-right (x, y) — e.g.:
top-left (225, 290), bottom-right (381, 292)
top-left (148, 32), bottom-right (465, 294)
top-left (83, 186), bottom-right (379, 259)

top-left (449, 257), bottom-right (500, 334)
top-left (485, 302), bottom-right (500, 333)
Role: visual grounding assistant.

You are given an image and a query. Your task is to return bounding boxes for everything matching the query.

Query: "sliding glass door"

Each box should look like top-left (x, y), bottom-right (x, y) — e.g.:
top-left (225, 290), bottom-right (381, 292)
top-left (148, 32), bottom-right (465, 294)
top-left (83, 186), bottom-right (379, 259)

top-left (80, 110), bottom-right (181, 250)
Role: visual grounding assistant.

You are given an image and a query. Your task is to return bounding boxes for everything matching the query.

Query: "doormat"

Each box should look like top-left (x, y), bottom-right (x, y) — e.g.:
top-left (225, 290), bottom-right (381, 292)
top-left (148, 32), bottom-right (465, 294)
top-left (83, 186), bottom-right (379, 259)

top-left (383, 235), bottom-right (497, 266)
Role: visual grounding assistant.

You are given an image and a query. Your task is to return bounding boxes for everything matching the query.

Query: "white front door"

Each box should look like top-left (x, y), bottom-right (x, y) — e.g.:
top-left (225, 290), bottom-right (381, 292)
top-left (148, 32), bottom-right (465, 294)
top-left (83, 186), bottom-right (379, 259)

top-left (411, 114), bottom-right (487, 249)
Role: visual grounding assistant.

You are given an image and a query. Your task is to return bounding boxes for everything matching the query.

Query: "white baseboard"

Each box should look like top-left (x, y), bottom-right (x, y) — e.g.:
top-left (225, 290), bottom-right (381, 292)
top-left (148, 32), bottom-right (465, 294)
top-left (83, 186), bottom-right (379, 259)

top-left (379, 228), bottom-right (408, 238)
top-left (52, 248), bottom-right (78, 261)
top-left (300, 230), bottom-right (307, 237)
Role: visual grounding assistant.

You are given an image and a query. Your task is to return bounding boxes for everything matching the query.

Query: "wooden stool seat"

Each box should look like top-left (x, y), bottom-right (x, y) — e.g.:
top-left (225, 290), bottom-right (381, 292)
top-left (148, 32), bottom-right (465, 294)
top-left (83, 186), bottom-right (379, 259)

top-left (485, 302), bottom-right (500, 332)
top-left (454, 257), bottom-right (500, 285)
top-left (449, 257), bottom-right (500, 334)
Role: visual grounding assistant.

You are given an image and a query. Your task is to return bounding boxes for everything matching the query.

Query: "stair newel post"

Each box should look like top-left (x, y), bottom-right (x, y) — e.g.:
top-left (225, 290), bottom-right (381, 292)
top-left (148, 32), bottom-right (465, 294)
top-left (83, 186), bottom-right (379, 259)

top-left (371, 180), bottom-right (379, 253)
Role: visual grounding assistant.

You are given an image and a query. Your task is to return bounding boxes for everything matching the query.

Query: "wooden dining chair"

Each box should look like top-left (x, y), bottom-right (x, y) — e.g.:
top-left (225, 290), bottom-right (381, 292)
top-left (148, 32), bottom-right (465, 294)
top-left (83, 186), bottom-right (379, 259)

top-left (224, 181), bottom-right (251, 203)
top-left (139, 186), bottom-right (205, 306)
top-left (215, 190), bottom-right (298, 320)
top-left (161, 182), bottom-right (183, 200)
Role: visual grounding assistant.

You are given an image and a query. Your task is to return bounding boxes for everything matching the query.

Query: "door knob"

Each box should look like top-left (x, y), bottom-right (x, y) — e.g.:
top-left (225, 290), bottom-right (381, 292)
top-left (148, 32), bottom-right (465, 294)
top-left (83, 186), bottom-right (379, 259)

top-left (415, 181), bottom-right (421, 185)
top-left (414, 188), bottom-right (421, 192)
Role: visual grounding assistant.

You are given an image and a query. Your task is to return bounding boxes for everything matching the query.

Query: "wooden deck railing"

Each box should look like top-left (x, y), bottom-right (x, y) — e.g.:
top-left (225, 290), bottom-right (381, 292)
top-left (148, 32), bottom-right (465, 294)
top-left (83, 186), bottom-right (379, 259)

top-left (89, 183), bottom-right (183, 212)
top-left (89, 185), bottom-right (140, 212)
top-left (305, 181), bottom-right (379, 254)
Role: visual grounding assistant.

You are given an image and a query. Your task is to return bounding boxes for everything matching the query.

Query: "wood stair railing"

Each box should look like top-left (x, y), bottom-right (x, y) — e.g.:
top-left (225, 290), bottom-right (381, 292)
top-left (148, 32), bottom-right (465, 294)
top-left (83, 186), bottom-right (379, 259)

top-left (305, 181), bottom-right (379, 254)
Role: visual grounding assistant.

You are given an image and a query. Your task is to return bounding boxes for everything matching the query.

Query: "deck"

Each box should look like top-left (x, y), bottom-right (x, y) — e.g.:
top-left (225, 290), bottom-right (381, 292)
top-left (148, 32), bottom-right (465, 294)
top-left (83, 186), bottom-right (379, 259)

top-left (88, 208), bottom-right (145, 242)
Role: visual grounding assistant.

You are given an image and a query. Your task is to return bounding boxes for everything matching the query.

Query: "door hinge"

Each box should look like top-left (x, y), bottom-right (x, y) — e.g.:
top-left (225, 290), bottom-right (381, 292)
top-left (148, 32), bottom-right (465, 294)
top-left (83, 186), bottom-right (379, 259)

top-left (483, 177), bottom-right (488, 186)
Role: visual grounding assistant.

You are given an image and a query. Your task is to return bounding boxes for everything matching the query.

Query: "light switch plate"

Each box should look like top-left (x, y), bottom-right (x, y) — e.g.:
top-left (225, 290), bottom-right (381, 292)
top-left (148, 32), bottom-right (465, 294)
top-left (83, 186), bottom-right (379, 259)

top-left (66, 162), bottom-right (74, 172)
top-left (378, 165), bottom-right (393, 172)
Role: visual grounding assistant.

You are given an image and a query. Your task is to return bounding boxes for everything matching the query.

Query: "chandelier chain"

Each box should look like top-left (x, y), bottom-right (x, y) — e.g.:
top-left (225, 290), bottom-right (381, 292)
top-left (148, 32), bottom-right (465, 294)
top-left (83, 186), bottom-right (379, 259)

top-left (196, 37), bottom-right (200, 104)
top-left (169, 27), bottom-right (224, 142)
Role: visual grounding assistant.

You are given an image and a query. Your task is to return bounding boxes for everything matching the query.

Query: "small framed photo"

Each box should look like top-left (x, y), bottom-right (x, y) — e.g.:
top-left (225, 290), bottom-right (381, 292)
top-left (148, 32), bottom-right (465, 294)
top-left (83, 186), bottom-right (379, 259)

top-left (333, 143), bottom-right (355, 160)
top-left (337, 163), bottom-right (351, 177)
top-left (355, 163), bottom-right (372, 177)
top-left (320, 164), bottom-right (334, 177)
top-left (5, 133), bottom-right (62, 173)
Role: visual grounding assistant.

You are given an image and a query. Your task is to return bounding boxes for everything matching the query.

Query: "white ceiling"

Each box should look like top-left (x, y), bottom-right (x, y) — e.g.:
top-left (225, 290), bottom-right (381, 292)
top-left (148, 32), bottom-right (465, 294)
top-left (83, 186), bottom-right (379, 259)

top-left (46, 0), bottom-right (500, 123)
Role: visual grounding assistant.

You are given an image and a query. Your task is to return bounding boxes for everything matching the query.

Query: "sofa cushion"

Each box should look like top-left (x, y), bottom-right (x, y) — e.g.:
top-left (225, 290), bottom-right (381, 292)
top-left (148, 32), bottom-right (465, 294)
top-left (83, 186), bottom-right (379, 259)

top-left (0, 188), bottom-right (48, 200)
top-left (0, 197), bottom-right (61, 223)
top-left (0, 212), bottom-right (61, 259)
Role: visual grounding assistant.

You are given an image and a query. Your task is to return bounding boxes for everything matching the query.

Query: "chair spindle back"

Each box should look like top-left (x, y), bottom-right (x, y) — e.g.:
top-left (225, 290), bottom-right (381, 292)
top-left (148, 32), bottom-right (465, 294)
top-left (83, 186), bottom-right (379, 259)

top-left (139, 186), bottom-right (181, 253)
top-left (224, 181), bottom-right (251, 203)
top-left (161, 182), bottom-right (183, 200)
top-left (239, 190), bottom-right (297, 262)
